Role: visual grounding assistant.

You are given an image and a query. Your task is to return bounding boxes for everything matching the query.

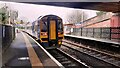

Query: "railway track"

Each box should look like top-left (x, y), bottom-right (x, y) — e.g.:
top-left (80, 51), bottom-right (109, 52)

top-left (62, 40), bottom-right (120, 68)
top-left (25, 31), bottom-right (120, 67)
top-left (47, 49), bottom-right (90, 68)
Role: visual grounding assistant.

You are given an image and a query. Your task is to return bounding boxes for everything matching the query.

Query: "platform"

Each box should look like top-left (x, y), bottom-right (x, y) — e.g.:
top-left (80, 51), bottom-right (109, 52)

top-left (64, 34), bottom-right (120, 47)
top-left (2, 31), bottom-right (62, 68)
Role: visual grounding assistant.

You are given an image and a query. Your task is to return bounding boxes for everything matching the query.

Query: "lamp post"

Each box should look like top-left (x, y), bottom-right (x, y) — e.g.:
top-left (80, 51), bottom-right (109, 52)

top-left (8, 10), bottom-right (11, 25)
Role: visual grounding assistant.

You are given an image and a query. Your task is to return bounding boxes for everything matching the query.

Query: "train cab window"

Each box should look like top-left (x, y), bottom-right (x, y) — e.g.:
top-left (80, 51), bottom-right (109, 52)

top-left (44, 22), bottom-right (47, 26)
top-left (41, 21), bottom-right (47, 32)
top-left (58, 20), bottom-right (63, 32)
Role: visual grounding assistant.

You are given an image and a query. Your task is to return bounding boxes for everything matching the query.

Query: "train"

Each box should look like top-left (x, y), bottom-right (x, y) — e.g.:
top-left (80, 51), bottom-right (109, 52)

top-left (28, 15), bottom-right (64, 49)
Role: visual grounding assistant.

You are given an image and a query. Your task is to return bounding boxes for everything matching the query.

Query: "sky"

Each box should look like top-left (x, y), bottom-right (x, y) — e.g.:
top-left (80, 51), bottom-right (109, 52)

top-left (0, 1), bottom-right (97, 24)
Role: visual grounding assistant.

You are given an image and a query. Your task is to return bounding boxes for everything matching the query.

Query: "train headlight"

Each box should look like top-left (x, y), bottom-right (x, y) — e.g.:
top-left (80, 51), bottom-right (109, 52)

top-left (41, 33), bottom-right (47, 36)
top-left (58, 32), bottom-right (61, 35)
top-left (58, 41), bottom-right (62, 44)
top-left (58, 32), bottom-right (63, 35)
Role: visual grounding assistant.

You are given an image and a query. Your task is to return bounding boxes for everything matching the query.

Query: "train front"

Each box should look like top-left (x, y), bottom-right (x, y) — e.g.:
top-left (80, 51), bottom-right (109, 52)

top-left (38, 15), bottom-right (64, 49)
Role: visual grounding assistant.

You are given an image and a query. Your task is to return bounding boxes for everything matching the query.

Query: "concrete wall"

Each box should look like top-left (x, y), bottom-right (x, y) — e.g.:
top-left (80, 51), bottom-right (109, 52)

top-left (111, 15), bottom-right (120, 27)
top-left (2, 25), bottom-right (15, 53)
top-left (82, 13), bottom-right (112, 28)
top-left (84, 13), bottom-right (120, 28)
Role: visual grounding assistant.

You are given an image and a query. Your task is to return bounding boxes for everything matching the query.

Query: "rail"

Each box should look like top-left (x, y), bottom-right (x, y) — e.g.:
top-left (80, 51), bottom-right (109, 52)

top-left (61, 40), bottom-right (120, 67)
top-left (48, 49), bottom-right (90, 68)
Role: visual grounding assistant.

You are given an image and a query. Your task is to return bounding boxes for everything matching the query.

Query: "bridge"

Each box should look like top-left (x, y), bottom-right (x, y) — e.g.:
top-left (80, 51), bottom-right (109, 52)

top-left (1, 1), bottom-right (120, 68)
top-left (25, 2), bottom-right (120, 12)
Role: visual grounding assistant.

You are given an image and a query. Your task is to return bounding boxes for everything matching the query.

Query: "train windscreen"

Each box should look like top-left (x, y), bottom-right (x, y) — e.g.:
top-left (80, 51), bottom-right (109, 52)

top-left (41, 21), bottom-right (47, 32)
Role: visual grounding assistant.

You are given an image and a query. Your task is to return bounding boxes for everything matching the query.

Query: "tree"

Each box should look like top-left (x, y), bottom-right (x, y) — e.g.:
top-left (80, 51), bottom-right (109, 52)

top-left (96, 11), bottom-right (107, 16)
top-left (67, 10), bottom-right (88, 24)
top-left (0, 3), bottom-right (18, 24)
top-left (0, 5), bottom-right (8, 24)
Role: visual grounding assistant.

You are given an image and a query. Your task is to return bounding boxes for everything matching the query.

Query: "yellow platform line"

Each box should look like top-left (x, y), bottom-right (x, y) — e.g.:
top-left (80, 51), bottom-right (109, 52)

top-left (22, 32), bottom-right (44, 68)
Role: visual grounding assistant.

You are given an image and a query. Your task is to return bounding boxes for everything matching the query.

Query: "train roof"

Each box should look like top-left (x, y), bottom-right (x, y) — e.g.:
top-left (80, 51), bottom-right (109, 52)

top-left (37, 14), bottom-right (62, 20)
top-left (32, 14), bottom-right (62, 23)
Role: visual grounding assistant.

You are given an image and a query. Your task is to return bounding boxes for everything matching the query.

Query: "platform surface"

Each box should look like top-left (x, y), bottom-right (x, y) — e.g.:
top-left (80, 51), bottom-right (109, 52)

top-left (65, 34), bottom-right (120, 45)
top-left (2, 31), bottom-right (61, 68)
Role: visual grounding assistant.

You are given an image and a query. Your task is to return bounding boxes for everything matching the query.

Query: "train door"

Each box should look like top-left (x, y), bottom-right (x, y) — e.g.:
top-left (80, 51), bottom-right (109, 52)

top-left (48, 18), bottom-right (58, 47)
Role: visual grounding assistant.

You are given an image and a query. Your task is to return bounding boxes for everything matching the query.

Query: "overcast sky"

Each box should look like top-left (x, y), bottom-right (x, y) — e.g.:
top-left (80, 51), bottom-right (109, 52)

top-left (0, 1), bottom-right (97, 23)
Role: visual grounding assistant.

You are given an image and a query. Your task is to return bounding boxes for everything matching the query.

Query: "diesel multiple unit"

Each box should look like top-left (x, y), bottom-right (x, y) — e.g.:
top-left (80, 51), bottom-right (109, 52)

top-left (30, 15), bottom-right (64, 49)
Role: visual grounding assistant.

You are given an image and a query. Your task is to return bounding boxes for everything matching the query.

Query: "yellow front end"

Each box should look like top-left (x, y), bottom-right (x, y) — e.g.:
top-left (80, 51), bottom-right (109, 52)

top-left (40, 32), bottom-right (48, 42)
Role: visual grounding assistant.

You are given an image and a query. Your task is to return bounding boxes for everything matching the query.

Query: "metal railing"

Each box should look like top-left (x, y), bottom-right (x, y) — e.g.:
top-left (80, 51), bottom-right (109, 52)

top-left (70, 27), bottom-right (120, 42)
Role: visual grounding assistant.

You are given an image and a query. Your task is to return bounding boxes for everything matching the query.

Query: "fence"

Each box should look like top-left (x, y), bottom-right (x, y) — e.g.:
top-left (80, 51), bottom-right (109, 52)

top-left (71, 27), bottom-right (120, 42)
top-left (1, 24), bottom-right (15, 52)
top-left (0, 24), bottom-right (2, 49)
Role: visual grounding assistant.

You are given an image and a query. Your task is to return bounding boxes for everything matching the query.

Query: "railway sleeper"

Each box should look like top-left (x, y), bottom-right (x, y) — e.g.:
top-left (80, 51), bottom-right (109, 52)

top-left (114, 61), bottom-right (120, 65)
top-left (88, 52), bottom-right (96, 55)
top-left (61, 61), bottom-right (71, 64)
top-left (107, 58), bottom-right (115, 62)
top-left (95, 54), bottom-right (102, 57)
top-left (67, 64), bottom-right (76, 66)
top-left (101, 56), bottom-right (108, 59)
top-left (109, 59), bottom-right (120, 63)
top-left (56, 56), bottom-right (65, 59)
top-left (59, 58), bottom-right (68, 62)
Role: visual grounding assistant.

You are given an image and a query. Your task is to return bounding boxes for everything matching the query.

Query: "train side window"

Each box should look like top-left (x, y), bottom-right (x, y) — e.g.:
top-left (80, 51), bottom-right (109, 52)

top-left (58, 20), bottom-right (63, 32)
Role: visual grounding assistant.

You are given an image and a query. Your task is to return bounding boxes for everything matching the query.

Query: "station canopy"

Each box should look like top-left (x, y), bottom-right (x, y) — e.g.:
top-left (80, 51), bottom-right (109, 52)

top-left (25, 2), bottom-right (120, 12)
top-left (1, 1), bottom-right (120, 12)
